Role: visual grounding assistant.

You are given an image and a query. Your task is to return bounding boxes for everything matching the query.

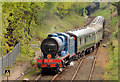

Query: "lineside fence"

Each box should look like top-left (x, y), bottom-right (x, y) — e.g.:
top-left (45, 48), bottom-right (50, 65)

top-left (0, 42), bottom-right (21, 75)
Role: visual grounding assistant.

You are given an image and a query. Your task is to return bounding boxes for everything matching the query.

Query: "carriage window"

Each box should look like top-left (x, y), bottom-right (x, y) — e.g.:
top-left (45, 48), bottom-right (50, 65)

top-left (92, 34), bottom-right (94, 38)
top-left (85, 37), bottom-right (86, 43)
top-left (65, 37), bottom-right (67, 41)
top-left (91, 34), bottom-right (92, 37)
top-left (80, 38), bottom-right (81, 44)
top-left (87, 36), bottom-right (88, 42)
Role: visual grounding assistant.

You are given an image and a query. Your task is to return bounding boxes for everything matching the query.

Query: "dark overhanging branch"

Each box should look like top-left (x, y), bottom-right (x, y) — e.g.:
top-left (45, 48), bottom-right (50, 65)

top-left (109, 2), bottom-right (120, 16)
top-left (109, 2), bottom-right (118, 7)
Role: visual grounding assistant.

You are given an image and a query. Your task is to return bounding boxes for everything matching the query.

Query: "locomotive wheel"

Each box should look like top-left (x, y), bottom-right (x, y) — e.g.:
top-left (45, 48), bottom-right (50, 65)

top-left (96, 42), bottom-right (100, 48)
top-left (98, 42), bottom-right (100, 47)
top-left (74, 55), bottom-right (77, 60)
top-left (85, 50), bottom-right (88, 55)
top-left (92, 46), bottom-right (94, 51)
top-left (90, 47), bottom-right (93, 53)
top-left (55, 68), bottom-right (60, 73)
top-left (96, 43), bottom-right (98, 48)
top-left (62, 60), bottom-right (66, 68)
top-left (80, 54), bottom-right (83, 57)
top-left (81, 51), bottom-right (85, 57)
top-left (41, 68), bottom-right (47, 74)
top-left (85, 49), bottom-right (91, 55)
top-left (67, 60), bottom-right (70, 65)
top-left (73, 56), bottom-right (76, 61)
top-left (78, 55), bottom-right (80, 59)
top-left (77, 54), bottom-right (80, 59)
top-left (88, 49), bottom-right (90, 54)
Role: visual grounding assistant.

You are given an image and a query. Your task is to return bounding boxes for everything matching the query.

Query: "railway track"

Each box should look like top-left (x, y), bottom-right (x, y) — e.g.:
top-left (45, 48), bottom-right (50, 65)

top-left (71, 58), bottom-right (84, 81)
top-left (35, 66), bottom-right (69, 81)
top-left (88, 48), bottom-right (98, 80)
top-left (71, 47), bottom-right (98, 81)
top-left (35, 73), bottom-right (55, 81)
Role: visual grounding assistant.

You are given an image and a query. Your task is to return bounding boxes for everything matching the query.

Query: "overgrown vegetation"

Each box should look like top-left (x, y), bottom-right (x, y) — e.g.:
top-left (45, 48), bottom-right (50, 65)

top-left (92, 3), bottom-right (111, 19)
top-left (92, 2), bottom-right (119, 80)
top-left (105, 3), bottom-right (119, 80)
top-left (105, 16), bottom-right (118, 80)
top-left (23, 66), bottom-right (41, 79)
top-left (105, 39), bottom-right (118, 80)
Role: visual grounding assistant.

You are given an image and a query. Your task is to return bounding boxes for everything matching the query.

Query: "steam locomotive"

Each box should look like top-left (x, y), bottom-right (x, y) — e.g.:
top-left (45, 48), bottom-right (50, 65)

top-left (37, 16), bottom-right (105, 73)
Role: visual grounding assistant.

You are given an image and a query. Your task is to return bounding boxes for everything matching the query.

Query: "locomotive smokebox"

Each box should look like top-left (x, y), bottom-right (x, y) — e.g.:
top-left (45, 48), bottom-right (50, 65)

top-left (41, 38), bottom-right (59, 55)
top-left (41, 36), bottom-right (65, 56)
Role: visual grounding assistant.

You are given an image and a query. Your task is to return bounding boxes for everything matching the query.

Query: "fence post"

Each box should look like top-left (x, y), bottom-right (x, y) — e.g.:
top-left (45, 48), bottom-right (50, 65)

top-left (1, 42), bottom-right (2, 75)
top-left (0, 57), bottom-right (2, 75)
top-left (0, 49), bottom-right (1, 76)
top-left (19, 42), bottom-right (21, 53)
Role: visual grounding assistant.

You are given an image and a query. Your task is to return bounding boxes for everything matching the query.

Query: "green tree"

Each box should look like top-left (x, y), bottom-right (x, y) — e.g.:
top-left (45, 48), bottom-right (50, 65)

top-left (56, 2), bottom-right (73, 18)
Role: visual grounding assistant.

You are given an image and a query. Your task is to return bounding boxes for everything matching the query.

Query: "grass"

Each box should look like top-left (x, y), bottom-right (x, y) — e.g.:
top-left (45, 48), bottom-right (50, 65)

top-left (92, 2), bottom-right (117, 20)
top-left (92, 7), bottom-right (111, 20)
top-left (99, 2), bottom-right (108, 9)
top-left (31, 12), bottom-right (85, 39)
top-left (23, 67), bottom-right (41, 79)
top-left (110, 16), bottom-right (118, 31)
top-left (105, 39), bottom-right (118, 80)
top-left (15, 44), bottom-right (39, 63)
top-left (104, 14), bottom-right (118, 80)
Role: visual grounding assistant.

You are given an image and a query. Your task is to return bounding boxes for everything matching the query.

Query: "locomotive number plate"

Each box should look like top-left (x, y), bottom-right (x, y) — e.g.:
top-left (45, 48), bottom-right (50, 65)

top-left (49, 59), bottom-right (53, 62)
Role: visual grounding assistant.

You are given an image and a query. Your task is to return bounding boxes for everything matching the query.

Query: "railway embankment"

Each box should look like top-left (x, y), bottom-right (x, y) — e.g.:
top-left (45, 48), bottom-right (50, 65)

top-left (91, 2), bottom-right (118, 80)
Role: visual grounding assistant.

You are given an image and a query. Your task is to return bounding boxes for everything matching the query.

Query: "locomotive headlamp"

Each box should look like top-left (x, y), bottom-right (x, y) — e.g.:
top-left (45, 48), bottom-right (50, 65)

top-left (47, 54), bottom-right (52, 59)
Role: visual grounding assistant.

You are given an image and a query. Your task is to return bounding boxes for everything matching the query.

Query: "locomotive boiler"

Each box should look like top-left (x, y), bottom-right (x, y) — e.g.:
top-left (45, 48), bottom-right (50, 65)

top-left (41, 33), bottom-right (66, 58)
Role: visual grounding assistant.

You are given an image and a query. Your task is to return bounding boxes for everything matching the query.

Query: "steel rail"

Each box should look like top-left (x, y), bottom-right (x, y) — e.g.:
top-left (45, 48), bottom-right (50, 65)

top-left (88, 47), bottom-right (98, 81)
top-left (51, 66), bottom-right (69, 81)
top-left (35, 74), bottom-right (42, 81)
top-left (71, 47), bottom-right (98, 81)
top-left (71, 58), bottom-right (84, 82)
